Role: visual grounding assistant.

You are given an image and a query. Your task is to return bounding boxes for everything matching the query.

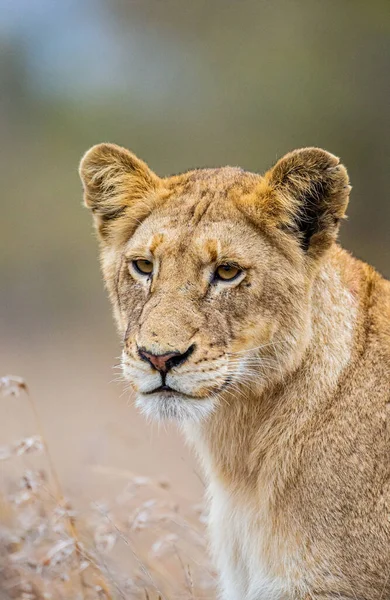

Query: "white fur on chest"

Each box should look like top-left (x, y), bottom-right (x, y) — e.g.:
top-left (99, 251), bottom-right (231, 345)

top-left (208, 480), bottom-right (290, 600)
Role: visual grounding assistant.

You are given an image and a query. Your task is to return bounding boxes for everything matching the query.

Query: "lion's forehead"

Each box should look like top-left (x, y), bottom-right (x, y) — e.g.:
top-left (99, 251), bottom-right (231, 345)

top-left (125, 200), bottom-right (262, 264)
top-left (122, 165), bottom-right (266, 259)
top-left (166, 165), bottom-right (260, 192)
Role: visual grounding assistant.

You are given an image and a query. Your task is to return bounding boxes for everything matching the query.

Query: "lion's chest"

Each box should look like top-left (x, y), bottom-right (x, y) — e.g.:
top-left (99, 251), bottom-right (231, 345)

top-left (208, 480), bottom-right (292, 600)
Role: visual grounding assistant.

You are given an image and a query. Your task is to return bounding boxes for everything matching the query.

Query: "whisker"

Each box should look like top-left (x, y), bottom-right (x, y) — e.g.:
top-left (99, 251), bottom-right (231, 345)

top-left (229, 340), bottom-right (286, 355)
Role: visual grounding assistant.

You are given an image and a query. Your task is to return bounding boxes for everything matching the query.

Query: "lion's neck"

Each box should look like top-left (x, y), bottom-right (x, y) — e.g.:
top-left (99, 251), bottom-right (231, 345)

top-left (184, 247), bottom-right (362, 493)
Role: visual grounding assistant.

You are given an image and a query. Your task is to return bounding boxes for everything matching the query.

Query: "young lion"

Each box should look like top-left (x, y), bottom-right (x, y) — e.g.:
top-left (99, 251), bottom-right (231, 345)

top-left (80, 144), bottom-right (390, 600)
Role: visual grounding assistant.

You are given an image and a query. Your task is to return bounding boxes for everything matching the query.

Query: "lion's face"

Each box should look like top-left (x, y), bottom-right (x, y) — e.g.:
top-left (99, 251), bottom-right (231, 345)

top-left (115, 184), bottom-right (308, 421)
top-left (80, 144), bottom-right (349, 420)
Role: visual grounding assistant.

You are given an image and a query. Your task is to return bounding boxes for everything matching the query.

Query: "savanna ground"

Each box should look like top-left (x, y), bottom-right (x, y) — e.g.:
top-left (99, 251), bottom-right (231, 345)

top-left (0, 330), bottom-right (215, 599)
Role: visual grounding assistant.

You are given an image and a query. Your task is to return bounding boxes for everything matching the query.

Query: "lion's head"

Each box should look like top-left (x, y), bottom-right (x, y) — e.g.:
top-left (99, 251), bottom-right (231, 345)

top-left (80, 144), bottom-right (350, 421)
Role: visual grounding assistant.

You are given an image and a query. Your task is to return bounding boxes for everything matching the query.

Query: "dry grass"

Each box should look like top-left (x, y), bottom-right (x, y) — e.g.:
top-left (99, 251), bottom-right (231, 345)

top-left (0, 375), bottom-right (216, 599)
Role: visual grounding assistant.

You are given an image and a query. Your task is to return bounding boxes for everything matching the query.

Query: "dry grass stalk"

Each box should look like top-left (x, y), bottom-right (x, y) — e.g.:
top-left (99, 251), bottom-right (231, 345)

top-left (0, 376), bottom-right (215, 599)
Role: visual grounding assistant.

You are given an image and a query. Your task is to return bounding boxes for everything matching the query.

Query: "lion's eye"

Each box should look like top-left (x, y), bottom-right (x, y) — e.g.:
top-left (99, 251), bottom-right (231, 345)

top-left (132, 259), bottom-right (153, 276)
top-left (214, 264), bottom-right (242, 282)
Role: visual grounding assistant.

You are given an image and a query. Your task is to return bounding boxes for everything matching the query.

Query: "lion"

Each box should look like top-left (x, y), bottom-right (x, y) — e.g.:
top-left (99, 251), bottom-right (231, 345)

top-left (79, 143), bottom-right (390, 600)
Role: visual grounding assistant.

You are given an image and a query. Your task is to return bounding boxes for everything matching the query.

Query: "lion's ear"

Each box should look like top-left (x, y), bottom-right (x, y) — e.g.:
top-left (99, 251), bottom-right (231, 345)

top-left (79, 143), bottom-right (160, 243)
top-left (262, 147), bottom-right (351, 255)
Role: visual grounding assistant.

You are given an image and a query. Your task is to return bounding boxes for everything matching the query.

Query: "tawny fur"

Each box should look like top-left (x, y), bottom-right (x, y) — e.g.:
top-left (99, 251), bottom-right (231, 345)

top-left (80, 143), bottom-right (390, 600)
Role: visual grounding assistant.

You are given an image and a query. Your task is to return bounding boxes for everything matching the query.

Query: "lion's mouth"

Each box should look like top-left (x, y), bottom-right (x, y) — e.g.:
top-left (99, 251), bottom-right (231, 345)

top-left (144, 375), bottom-right (233, 399)
top-left (144, 384), bottom-right (196, 399)
top-left (146, 384), bottom-right (173, 394)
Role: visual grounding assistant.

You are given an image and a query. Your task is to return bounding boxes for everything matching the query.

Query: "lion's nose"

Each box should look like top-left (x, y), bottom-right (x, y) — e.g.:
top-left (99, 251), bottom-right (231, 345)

top-left (138, 344), bottom-right (195, 373)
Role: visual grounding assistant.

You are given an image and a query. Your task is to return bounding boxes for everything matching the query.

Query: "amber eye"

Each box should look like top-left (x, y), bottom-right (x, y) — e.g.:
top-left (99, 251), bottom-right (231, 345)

top-left (132, 259), bottom-right (153, 276)
top-left (214, 264), bottom-right (242, 282)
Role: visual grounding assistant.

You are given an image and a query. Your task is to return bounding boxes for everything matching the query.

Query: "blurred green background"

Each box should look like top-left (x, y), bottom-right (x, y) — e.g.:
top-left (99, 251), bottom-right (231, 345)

top-left (1, 0), bottom-right (390, 337)
top-left (0, 1), bottom-right (389, 494)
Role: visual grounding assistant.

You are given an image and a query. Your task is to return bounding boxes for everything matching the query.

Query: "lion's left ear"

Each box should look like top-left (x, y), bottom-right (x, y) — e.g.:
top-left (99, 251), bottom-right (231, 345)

top-left (261, 147), bottom-right (351, 255)
top-left (79, 143), bottom-right (160, 244)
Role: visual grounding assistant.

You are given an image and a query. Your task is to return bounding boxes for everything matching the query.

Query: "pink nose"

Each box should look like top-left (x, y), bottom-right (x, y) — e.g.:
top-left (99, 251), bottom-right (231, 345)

top-left (137, 345), bottom-right (195, 373)
top-left (138, 349), bottom-right (181, 372)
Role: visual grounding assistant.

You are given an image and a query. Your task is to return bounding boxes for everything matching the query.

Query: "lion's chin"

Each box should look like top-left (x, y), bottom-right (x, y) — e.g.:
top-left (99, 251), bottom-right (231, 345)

top-left (135, 390), bottom-right (216, 422)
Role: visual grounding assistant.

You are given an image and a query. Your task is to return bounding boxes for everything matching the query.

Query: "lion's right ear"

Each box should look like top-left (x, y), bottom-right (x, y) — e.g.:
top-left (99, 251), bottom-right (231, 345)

top-left (79, 143), bottom-right (160, 243)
